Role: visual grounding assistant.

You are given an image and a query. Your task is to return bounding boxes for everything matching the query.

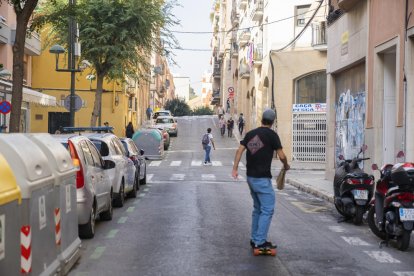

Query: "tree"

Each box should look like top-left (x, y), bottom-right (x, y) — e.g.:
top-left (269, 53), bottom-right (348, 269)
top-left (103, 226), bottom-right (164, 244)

top-left (192, 106), bottom-right (214, 116)
top-left (164, 98), bottom-right (191, 116)
top-left (34, 0), bottom-right (178, 126)
top-left (2, 0), bottom-right (40, 132)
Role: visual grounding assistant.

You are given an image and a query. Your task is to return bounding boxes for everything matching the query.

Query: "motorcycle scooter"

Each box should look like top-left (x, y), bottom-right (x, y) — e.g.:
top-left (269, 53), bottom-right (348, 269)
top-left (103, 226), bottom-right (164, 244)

top-left (333, 145), bottom-right (375, 225)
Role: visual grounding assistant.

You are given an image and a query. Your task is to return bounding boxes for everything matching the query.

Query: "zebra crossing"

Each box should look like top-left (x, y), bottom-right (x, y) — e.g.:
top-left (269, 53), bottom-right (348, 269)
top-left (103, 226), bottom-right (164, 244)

top-left (148, 160), bottom-right (245, 167)
top-left (145, 173), bottom-right (245, 182)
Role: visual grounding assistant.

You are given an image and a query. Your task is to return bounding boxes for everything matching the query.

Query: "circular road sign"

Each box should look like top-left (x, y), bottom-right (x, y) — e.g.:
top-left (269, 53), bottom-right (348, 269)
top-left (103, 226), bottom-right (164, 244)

top-left (64, 94), bottom-right (83, 112)
top-left (0, 100), bottom-right (11, 115)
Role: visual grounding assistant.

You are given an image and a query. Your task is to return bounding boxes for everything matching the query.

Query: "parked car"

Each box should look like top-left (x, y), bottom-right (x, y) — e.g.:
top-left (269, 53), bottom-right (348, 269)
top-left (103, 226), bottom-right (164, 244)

top-left (85, 133), bottom-right (137, 207)
top-left (54, 134), bottom-right (115, 239)
top-left (132, 128), bottom-right (164, 160)
top-left (152, 110), bottom-right (172, 120)
top-left (149, 126), bottom-right (170, 150)
top-left (121, 138), bottom-right (147, 185)
top-left (154, 116), bottom-right (178, 137)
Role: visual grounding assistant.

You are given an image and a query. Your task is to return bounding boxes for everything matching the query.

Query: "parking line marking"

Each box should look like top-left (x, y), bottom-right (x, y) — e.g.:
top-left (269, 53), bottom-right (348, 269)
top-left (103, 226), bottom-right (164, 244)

top-left (90, 246), bottom-right (106, 260)
top-left (147, 174), bottom-right (154, 182)
top-left (106, 229), bottom-right (119, 239)
top-left (170, 174), bottom-right (185, 181)
top-left (126, 207), bottom-right (135, 213)
top-left (139, 193), bottom-right (146, 197)
top-left (191, 160), bottom-right (202, 166)
top-left (144, 188), bottom-right (149, 192)
top-left (341, 237), bottom-right (370, 246)
top-left (394, 272), bottom-right (414, 276)
top-left (202, 174), bottom-right (216, 181)
top-left (170, 161), bottom-right (181, 166)
top-left (118, 217), bottom-right (128, 224)
top-left (211, 161), bottom-right (222, 166)
top-left (364, 251), bottom-right (401, 263)
top-left (328, 226), bottom-right (346, 233)
top-left (149, 161), bottom-right (161, 167)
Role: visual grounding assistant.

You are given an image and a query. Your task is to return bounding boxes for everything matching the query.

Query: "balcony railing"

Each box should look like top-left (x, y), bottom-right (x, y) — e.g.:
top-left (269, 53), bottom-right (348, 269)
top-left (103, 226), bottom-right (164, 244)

top-left (212, 89), bottom-right (220, 98)
top-left (253, 43), bottom-right (263, 67)
top-left (238, 0), bottom-right (247, 10)
top-left (0, 21), bottom-right (10, 44)
top-left (311, 22), bottom-right (327, 51)
top-left (250, 0), bottom-right (264, 22)
top-left (231, 42), bottom-right (239, 58)
top-left (238, 30), bottom-right (251, 47)
top-left (338, 0), bottom-right (359, 11)
top-left (213, 60), bottom-right (221, 78)
top-left (11, 30), bottom-right (41, 56)
top-left (231, 10), bottom-right (239, 27)
top-left (239, 64), bottom-right (250, 79)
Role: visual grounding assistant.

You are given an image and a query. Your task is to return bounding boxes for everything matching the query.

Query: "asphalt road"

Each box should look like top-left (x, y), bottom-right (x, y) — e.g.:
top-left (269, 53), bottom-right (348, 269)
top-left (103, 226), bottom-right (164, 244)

top-left (70, 115), bottom-right (414, 276)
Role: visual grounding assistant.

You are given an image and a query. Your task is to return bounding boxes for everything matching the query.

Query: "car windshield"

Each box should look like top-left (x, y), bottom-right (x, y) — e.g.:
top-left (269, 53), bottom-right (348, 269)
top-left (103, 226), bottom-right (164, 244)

top-left (156, 118), bottom-right (174, 124)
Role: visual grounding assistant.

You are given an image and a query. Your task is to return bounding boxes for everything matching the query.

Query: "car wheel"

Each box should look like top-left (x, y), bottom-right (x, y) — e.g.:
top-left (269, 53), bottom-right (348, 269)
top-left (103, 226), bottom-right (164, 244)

top-left (79, 204), bottom-right (96, 239)
top-left (100, 190), bottom-right (113, 221)
top-left (113, 182), bottom-right (125, 207)
top-left (128, 176), bottom-right (138, 198)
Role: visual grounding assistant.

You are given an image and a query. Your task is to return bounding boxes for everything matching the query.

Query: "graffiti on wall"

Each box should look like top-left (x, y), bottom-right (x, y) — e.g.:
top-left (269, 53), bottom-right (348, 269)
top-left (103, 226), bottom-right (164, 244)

top-left (335, 90), bottom-right (366, 164)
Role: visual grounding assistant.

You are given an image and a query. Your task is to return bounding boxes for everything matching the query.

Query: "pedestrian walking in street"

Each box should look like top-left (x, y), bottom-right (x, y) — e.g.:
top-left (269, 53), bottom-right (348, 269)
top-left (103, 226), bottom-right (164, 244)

top-left (146, 106), bottom-right (152, 121)
top-left (227, 117), bottom-right (234, 138)
top-left (217, 105), bottom-right (224, 119)
top-left (226, 98), bottom-right (231, 113)
top-left (232, 109), bottom-right (290, 251)
top-left (218, 115), bottom-right (226, 137)
top-left (201, 128), bottom-right (215, 165)
top-left (125, 122), bottom-right (134, 138)
top-left (238, 113), bottom-right (245, 136)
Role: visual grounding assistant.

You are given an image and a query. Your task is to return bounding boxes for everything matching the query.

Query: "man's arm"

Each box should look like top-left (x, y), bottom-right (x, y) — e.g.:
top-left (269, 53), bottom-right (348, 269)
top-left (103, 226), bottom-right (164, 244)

top-left (276, 148), bottom-right (290, 170)
top-left (232, 145), bottom-right (246, 179)
top-left (211, 138), bottom-right (216, 150)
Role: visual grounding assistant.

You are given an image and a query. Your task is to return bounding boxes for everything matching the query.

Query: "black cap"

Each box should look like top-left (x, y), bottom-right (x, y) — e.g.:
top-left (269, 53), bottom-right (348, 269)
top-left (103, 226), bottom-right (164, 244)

top-left (262, 109), bottom-right (276, 121)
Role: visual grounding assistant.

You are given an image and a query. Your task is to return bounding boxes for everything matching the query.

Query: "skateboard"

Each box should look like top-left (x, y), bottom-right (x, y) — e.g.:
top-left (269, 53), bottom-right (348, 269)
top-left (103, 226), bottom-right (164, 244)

top-left (253, 247), bottom-right (277, 256)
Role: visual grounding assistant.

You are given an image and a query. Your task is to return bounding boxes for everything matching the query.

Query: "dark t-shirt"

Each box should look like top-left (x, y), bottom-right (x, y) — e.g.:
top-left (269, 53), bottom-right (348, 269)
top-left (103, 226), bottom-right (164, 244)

top-left (240, 127), bottom-right (282, 178)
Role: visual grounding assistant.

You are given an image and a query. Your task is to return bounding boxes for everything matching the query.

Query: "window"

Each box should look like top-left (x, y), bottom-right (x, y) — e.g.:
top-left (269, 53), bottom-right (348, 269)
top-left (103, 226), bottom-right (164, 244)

top-left (87, 140), bottom-right (104, 168)
top-left (79, 140), bottom-right (94, 166)
top-left (295, 5), bottom-right (310, 27)
top-left (295, 71), bottom-right (327, 104)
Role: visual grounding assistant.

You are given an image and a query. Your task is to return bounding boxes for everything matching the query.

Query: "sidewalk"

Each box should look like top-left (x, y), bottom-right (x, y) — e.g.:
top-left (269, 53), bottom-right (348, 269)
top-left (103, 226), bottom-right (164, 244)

top-left (230, 115), bottom-right (334, 203)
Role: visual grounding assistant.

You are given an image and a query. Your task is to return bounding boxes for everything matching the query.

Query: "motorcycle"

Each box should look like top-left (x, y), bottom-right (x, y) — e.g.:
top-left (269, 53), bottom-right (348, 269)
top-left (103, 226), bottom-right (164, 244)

top-left (333, 145), bottom-right (375, 225)
top-left (368, 153), bottom-right (414, 251)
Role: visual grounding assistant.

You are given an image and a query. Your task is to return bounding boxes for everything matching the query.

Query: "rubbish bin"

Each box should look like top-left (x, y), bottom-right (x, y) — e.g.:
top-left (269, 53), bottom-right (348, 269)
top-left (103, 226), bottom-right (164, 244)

top-left (0, 153), bottom-right (21, 275)
top-left (0, 134), bottom-right (60, 276)
top-left (27, 133), bottom-right (81, 275)
top-left (133, 129), bottom-right (164, 160)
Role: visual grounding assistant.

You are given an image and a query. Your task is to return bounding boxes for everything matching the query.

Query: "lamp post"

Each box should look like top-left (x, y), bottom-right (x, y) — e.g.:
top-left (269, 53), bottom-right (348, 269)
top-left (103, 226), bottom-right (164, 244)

top-left (49, 0), bottom-right (80, 127)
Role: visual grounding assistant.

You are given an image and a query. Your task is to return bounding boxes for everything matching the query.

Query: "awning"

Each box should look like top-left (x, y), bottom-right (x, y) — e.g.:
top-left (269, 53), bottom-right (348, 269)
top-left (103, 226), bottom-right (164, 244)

top-left (0, 79), bottom-right (56, 106)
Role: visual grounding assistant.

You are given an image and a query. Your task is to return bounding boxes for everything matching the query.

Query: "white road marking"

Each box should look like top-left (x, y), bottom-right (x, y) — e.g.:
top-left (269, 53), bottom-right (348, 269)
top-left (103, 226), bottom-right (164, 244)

top-left (232, 161), bottom-right (245, 167)
top-left (170, 161), bottom-right (182, 166)
top-left (394, 272), bottom-right (414, 276)
top-left (278, 192), bottom-right (289, 196)
top-left (364, 251), bottom-right (401, 263)
top-left (285, 197), bottom-right (297, 201)
top-left (230, 175), bottom-right (245, 181)
top-left (149, 161), bottom-right (161, 167)
top-left (147, 174), bottom-right (154, 182)
top-left (170, 174), bottom-right (185, 181)
top-left (191, 160), bottom-right (202, 166)
top-left (328, 226), bottom-right (346, 233)
top-left (293, 190), bottom-right (303, 195)
top-left (211, 161), bottom-right (222, 166)
top-left (318, 216), bottom-right (331, 222)
top-left (341, 237), bottom-right (370, 246)
top-left (202, 174), bottom-right (216, 181)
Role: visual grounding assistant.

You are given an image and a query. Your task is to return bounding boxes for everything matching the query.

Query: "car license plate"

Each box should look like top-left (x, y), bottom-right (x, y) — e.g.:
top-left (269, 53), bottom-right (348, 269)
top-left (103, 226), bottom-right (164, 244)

top-left (399, 208), bottom-right (414, 221)
top-left (352, 189), bottom-right (368, 200)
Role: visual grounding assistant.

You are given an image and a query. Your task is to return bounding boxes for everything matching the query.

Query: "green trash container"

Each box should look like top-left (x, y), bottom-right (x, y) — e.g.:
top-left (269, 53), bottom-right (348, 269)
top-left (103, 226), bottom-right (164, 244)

top-left (0, 134), bottom-right (60, 276)
top-left (0, 153), bottom-right (21, 275)
top-left (27, 133), bottom-right (81, 275)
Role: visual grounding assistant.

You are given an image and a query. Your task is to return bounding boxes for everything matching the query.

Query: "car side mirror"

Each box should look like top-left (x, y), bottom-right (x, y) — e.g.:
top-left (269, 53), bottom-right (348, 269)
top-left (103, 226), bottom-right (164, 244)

top-left (140, 149), bottom-right (145, 156)
top-left (104, 160), bottom-right (116, 169)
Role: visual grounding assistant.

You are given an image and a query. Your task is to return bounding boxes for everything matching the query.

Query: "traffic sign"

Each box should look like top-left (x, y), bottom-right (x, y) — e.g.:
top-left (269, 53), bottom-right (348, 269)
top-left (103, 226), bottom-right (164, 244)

top-left (63, 95), bottom-right (83, 112)
top-left (228, 87), bottom-right (235, 99)
top-left (0, 101), bottom-right (11, 115)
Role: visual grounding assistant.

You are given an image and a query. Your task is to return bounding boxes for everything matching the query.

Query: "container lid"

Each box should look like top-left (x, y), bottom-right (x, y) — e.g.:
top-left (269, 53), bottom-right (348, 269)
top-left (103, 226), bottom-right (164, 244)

top-left (0, 134), bottom-right (53, 198)
top-left (26, 133), bottom-right (74, 175)
top-left (0, 153), bottom-right (21, 205)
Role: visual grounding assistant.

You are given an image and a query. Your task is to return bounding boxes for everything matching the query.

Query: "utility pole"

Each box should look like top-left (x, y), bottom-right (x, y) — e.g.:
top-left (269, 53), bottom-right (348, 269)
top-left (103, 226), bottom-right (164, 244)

top-left (68, 0), bottom-right (77, 127)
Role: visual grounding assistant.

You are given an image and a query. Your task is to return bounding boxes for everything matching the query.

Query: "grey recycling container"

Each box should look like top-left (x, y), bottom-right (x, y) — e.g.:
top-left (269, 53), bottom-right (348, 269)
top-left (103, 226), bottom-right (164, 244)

top-left (0, 134), bottom-right (60, 276)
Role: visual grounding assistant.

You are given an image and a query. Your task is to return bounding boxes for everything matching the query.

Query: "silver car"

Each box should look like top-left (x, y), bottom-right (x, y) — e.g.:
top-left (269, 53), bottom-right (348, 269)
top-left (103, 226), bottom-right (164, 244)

top-left (54, 134), bottom-right (115, 239)
top-left (154, 116), bottom-right (178, 137)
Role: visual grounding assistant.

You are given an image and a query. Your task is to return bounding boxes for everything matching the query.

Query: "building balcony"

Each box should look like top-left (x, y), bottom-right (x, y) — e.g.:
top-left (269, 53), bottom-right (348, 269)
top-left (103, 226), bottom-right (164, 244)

top-left (238, 0), bottom-right (247, 10)
top-left (338, 0), bottom-right (359, 11)
top-left (11, 30), bottom-right (41, 56)
top-left (253, 44), bottom-right (263, 67)
top-left (213, 60), bottom-right (221, 79)
top-left (0, 21), bottom-right (10, 44)
top-left (212, 89), bottom-right (220, 98)
top-left (250, 0), bottom-right (264, 22)
top-left (238, 30), bottom-right (251, 47)
top-left (239, 64), bottom-right (250, 79)
top-left (231, 42), bottom-right (239, 58)
top-left (231, 10), bottom-right (239, 27)
top-left (311, 22), bottom-right (327, 51)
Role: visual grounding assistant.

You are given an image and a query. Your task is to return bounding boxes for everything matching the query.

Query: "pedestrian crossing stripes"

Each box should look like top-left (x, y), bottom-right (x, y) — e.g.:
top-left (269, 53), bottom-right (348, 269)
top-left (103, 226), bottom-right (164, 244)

top-left (147, 174), bottom-right (245, 182)
top-left (147, 174), bottom-right (154, 182)
top-left (149, 161), bottom-right (161, 167)
top-left (202, 174), bottom-right (216, 181)
top-left (170, 174), bottom-right (185, 181)
top-left (148, 160), bottom-right (233, 167)
top-left (170, 161), bottom-right (182, 166)
top-left (341, 237), bottom-right (370, 246)
top-left (364, 251), bottom-right (401, 263)
top-left (191, 160), bottom-right (202, 166)
top-left (211, 161), bottom-right (222, 166)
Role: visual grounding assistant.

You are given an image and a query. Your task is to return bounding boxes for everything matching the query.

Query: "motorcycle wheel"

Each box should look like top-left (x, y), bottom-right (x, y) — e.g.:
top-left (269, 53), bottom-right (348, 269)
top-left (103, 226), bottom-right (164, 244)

top-left (367, 206), bottom-right (386, 240)
top-left (353, 206), bottom-right (364, 225)
top-left (396, 229), bottom-right (411, 251)
top-left (334, 197), bottom-right (350, 218)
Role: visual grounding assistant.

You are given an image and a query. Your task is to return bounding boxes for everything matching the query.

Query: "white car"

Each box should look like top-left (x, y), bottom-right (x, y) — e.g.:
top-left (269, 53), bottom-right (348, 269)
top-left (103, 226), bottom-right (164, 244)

top-left (154, 115), bottom-right (178, 137)
top-left (85, 133), bottom-right (137, 207)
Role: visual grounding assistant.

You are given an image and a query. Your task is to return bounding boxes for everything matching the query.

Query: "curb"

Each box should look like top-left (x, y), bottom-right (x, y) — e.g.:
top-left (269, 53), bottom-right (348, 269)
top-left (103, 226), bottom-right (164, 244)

top-left (285, 178), bottom-right (334, 204)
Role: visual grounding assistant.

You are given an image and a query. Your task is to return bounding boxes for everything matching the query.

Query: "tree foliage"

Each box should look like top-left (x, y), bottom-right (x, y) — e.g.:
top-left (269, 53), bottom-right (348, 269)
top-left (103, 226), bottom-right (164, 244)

top-left (192, 106), bottom-right (214, 116)
top-left (164, 98), bottom-right (191, 117)
top-left (33, 0), bottom-right (179, 126)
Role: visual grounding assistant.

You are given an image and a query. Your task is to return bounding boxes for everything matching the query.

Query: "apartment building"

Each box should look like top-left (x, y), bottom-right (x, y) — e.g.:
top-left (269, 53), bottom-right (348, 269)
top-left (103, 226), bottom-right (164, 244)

top-left (0, 4), bottom-right (56, 132)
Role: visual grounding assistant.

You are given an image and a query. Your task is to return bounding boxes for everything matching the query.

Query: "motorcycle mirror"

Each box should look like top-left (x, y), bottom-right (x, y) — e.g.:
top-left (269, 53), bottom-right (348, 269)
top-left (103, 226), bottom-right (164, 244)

top-left (339, 155), bottom-right (344, 160)
top-left (371, 164), bottom-right (378, 170)
top-left (397, 151), bottom-right (405, 158)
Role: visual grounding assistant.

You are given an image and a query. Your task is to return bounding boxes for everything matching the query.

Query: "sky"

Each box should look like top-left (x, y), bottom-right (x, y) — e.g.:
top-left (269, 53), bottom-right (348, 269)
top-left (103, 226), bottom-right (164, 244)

top-left (170, 0), bottom-right (213, 95)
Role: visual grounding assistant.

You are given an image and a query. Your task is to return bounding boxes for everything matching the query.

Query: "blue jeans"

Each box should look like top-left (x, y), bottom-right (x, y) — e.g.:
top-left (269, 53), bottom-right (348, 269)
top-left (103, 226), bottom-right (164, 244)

top-left (204, 145), bottom-right (211, 163)
top-left (247, 177), bottom-right (275, 246)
